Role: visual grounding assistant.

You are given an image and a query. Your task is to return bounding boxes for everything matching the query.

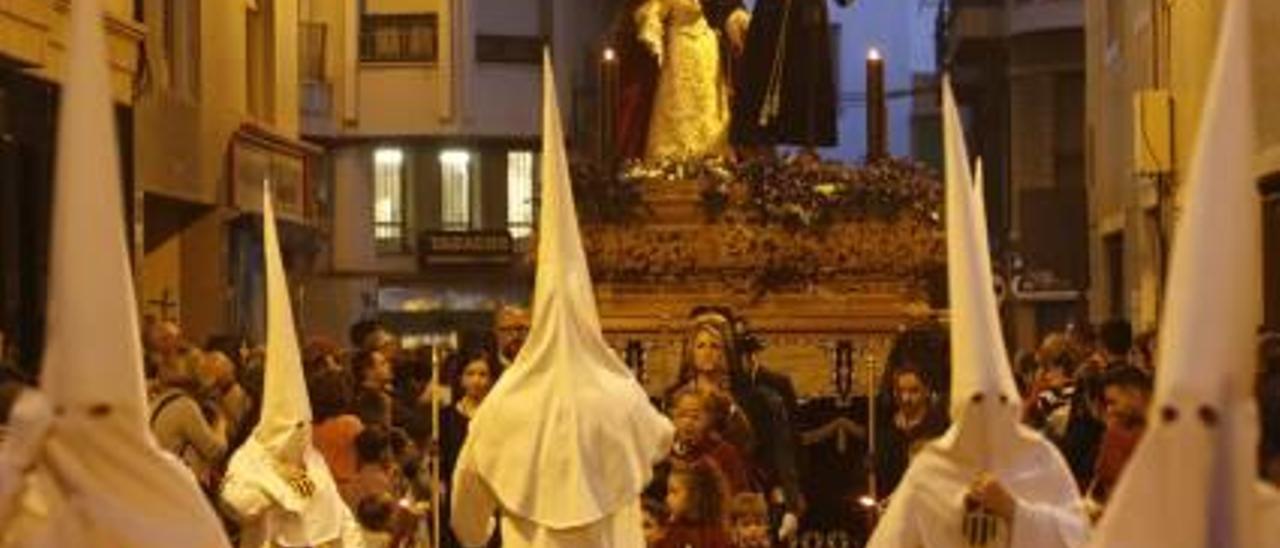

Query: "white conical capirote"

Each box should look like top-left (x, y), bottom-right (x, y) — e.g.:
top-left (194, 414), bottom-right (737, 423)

top-left (940, 79), bottom-right (1019, 415)
top-left (460, 49), bottom-right (673, 529)
top-left (218, 188), bottom-right (347, 546)
top-left (253, 186), bottom-right (313, 457)
top-left (1089, 1), bottom-right (1261, 546)
top-left (0, 0), bottom-right (229, 544)
top-left (928, 78), bottom-right (1035, 471)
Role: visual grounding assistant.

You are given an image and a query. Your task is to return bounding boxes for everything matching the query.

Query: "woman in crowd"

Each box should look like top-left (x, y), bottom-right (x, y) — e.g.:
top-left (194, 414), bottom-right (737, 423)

top-left (309, 366), bottom-right (364, 500)
top-left (664, 306), bottom-right (802, 542)
top-left (439, 347), bottom-right (504, 548)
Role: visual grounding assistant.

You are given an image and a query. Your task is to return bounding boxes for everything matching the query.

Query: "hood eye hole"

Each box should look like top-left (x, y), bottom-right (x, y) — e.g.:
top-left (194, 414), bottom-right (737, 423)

top-left (970, 392), bottom-right (985, 404)
top-left (997, 394), bottom-right (1009, 405)
top-left (1197, 405), bottom-right (1218, 427)
top-left (89, 404), bottom-right (111, 417)
top-left (1161, 406), bottom-right (1179, 423)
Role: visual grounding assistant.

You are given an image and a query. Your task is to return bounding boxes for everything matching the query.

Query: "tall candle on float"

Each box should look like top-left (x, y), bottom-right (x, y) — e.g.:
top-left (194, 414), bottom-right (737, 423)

top-left (866, 48), bottom-right (887, 161)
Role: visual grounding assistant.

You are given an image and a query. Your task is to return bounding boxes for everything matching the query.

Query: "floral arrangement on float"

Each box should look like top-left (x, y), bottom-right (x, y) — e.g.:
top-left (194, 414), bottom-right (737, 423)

top-left (568, 154), bottom-right (946, 299)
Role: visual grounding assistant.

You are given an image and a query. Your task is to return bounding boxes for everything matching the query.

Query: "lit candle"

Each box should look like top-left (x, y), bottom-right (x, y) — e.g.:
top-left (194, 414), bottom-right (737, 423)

top-left (600, 47), bottom-right (618, 161)
top-left (866, 48), bottom-right (887, 162)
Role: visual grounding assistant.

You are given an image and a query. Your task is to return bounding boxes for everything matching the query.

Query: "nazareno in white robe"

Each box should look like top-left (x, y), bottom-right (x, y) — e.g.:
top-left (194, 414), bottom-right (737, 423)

top-left (449, 51), bottom-right (674, 548)
top-left (866, 76), bottom-right (1088, 548)
top-left (219, 189), bottom-right (365, 548)
top-left (220, 438), bottom-right (365, 548)
top-left (866, 422), bottom-right (1089, 548)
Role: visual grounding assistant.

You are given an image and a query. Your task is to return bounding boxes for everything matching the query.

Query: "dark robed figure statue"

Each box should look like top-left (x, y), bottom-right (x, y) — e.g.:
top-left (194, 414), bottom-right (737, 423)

top-left (732, 0), bottom-right (849, 148)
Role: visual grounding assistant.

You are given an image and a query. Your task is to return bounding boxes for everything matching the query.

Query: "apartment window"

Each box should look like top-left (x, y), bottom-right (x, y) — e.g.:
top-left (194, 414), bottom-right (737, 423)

top-left (246, 0), bottom-right (276, 121)
top-left (374, 148), bottom-right (406, 252)
top-left (507, 151), bottom-right (536, 238)
top-left (440, 150), bottom-right (473, 231)
top-left (360, 13), bottom-right (439, 63)
top-left (162, 0), bottom-right (200, 99)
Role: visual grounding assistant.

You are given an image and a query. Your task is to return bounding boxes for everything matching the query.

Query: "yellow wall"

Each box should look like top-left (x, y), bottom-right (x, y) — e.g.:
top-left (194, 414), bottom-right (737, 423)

top-left (1087, 0), bottom-right (1280, 328)
top-left (140, 235), bottom-right (183, 323)
top-left (0, 1), bottom-right (143, 103)
top-left (137, 0), bottom-right (304, 340)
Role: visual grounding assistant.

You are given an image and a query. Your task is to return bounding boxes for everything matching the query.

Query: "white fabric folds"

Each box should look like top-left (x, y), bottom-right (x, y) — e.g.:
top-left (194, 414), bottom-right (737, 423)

top-left (1087, 1), bottom-right (1270, 547)
top-left (450, 50), bottom-right (673, 546)
top-left (0, 0), bottom-right (229, 546)
top-left (866, 77), bottom-right (1087, 548)
top-left (218, 189), bottom-right (361, 548)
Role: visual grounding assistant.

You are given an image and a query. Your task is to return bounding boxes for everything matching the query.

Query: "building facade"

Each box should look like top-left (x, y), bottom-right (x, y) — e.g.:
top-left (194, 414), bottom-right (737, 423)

top-left (1085, 0), bottom-right (1280, 333)
top-left (0, 0), bottom-right (144, 372)
top-left (135, 0), bottom-right (319, 345)
top-left (301, 0), bottom-right (615, 344)
top-left (942, 0), bottom-right (1087, 352)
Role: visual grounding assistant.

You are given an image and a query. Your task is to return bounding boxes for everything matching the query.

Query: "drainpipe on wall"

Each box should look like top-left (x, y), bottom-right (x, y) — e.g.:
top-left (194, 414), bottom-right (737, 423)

top-left (343, 0), bottom-right (358, 125)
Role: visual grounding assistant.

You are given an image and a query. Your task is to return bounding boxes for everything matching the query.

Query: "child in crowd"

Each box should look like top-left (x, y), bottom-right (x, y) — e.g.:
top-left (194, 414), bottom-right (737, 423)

top-left (342, 425), bottom-right (398, 507)
top-left (642, 497), bottom-right (669, 547)
top-left (656, 460), bottom-right (732, 548)
top-left (668, 388), bottom-right (752, 494)
top-left (728, 493), bottom-right (771, 547)
top-left (356, 494), bottom-right (396, 548)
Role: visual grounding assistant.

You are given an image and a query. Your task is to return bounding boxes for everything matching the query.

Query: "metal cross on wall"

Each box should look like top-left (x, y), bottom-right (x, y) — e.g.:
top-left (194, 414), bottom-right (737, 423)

top-left (146, 288), bottom-right (179, 322)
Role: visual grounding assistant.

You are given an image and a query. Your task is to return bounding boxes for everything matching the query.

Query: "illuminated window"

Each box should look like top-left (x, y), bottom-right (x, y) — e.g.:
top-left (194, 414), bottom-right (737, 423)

top-left (373, 148), bottom-right (406, 251)
top-left (440, 150), bottom-right (472, 231)
top-left (507, 151), bottom-right (536, 238)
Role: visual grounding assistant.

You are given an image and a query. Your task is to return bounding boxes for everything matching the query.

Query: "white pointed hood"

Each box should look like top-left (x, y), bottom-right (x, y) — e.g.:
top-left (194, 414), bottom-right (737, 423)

top-left (931, 78), bottom-right (1038, 468)
top-left (254, 187), bottom-right (313, 459)
top-left (0, 0), bottom-right (229, 545)
top-left (219, 188), bottom-right (349, 546)
top-left (1089, 1), bottom-right (1262, 546)
top-left (460, 50), bottom-right (674, 529)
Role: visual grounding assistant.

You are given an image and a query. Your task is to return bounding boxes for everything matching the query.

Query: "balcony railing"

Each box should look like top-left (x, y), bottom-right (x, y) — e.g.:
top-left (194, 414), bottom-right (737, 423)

top-left (360, 13), bottom-right (439, 63)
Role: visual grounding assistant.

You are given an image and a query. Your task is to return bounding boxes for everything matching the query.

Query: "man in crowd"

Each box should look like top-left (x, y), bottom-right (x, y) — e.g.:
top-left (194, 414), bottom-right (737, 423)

top-left (1085, 366), bottom-right (1152, 515)
top-left (1094, 319), bottom-right (1133, 371)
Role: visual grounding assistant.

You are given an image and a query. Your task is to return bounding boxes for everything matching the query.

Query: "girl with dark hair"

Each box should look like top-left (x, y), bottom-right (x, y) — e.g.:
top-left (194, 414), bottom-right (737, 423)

top-left (439, 348), bottom-right (504, 548)
top-left (655, 460), bottom-right (732, 548)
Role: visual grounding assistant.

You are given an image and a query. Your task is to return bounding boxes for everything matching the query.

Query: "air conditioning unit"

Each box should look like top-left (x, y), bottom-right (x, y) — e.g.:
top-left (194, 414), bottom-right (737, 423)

top-left (1133, 89), bottom-right (1173, 176)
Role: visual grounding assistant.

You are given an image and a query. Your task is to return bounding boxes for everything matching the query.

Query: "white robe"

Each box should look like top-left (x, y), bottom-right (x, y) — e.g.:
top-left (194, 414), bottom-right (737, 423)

top-left (220, 439), bottom-right (365, 548)
top-left (867, 438), bottom-right (1089, 548)
top-left (451, 439), bottom-right (646, 548)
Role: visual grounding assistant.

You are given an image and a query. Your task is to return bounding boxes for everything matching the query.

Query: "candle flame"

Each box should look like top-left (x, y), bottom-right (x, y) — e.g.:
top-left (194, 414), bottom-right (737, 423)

top-left (868, 48), bottom-right (882, 61)
top-left (603, 47), bottom-right (617, 62)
